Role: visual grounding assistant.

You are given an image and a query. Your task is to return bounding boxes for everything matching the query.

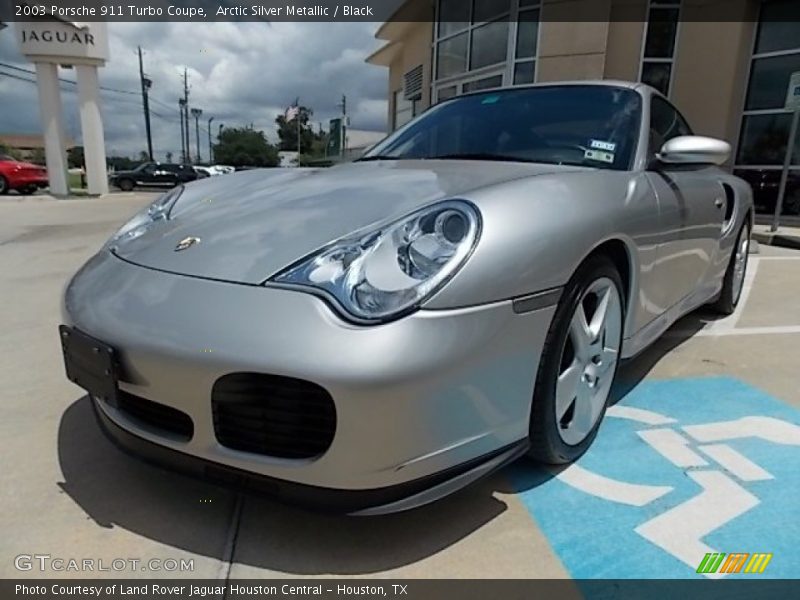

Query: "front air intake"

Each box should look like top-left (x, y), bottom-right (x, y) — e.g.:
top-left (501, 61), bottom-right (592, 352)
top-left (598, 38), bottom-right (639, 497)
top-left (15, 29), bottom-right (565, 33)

top-left (211, 373), bottom-right (336, 459)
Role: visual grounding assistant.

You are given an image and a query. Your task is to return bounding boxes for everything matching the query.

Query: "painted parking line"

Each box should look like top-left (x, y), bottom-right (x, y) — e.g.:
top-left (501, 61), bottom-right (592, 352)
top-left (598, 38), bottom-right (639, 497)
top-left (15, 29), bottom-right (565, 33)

top-left (509, 377), bottom-right (800, 578)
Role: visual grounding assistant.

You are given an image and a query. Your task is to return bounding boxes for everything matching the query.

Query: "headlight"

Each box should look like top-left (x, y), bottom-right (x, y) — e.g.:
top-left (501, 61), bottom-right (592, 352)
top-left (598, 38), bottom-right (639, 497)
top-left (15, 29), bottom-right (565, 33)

top-left (270, 200), bottom-right (481, 322)
top-left (108, 186), bottom-right (184, 245)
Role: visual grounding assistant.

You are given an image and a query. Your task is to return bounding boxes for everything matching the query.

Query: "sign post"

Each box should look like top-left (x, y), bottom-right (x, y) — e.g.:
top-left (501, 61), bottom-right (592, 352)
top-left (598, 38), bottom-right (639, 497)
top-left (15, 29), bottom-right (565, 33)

top-left (773, 71), bottom-right (800, 232)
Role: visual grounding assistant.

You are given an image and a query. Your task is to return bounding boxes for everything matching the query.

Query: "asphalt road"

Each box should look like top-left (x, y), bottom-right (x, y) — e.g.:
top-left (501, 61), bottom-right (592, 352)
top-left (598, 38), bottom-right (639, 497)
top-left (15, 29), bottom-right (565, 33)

top-left (1, 192), bottom-right (798, 580)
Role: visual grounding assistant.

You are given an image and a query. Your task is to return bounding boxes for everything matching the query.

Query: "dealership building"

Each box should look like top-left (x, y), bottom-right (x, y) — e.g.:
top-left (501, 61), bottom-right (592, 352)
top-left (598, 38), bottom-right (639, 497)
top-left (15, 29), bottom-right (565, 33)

top-left (366, 0), bottom-right (800, 223)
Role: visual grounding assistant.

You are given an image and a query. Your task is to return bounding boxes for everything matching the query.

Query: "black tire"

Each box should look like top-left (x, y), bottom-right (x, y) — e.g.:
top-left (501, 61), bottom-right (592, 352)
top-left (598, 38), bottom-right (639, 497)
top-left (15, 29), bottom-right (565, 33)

top-left (528, 254), bottom-right (625, 464)
top-left (713, 221), bottom-right (750, 316)
top-left (0, 175), bottom-right (8, 195)
top-left (117, 178), bottom-right (135, 192)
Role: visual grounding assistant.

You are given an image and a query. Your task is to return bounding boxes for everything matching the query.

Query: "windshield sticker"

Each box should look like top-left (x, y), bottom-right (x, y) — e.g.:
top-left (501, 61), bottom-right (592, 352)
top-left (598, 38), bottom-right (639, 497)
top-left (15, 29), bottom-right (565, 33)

top-left (590, 139), bottom-right (617, 152)
top-left (481, 95), bottom-right (501, 104)
top-left (585, 149), bottom-right (616, 164)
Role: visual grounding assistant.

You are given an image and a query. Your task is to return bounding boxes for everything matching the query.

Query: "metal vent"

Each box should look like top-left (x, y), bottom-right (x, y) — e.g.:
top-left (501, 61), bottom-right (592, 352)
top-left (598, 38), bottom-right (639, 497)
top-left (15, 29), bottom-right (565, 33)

top-left (212, 373), bottom-right (336, 459)
top-left (403, 65), bottom-right (424, 100)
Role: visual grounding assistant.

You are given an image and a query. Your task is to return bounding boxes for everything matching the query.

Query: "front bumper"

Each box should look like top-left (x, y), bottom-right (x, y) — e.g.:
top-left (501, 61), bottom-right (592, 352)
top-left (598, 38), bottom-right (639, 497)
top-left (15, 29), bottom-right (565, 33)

top-left (63, 251), bottom-right (556, 511)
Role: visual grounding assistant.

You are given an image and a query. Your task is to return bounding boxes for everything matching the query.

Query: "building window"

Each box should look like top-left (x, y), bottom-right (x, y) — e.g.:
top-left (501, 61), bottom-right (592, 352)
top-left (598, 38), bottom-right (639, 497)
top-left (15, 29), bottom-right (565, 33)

top-left (393, 90), bottom-right (415, 130)
top-left (734, 0), bottom-right (800, 219)
top-left (639, 1), bottom-right (681, 97)
top-left (433, 0), bottom-right (540, 102)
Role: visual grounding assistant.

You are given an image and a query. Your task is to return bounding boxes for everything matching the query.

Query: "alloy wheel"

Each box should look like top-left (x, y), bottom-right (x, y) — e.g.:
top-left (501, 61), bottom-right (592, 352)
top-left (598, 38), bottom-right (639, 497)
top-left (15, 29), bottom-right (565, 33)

top-left (731, 227), bottom-right (749, 304)
top-left (555, 277), bottom-right (623, 446)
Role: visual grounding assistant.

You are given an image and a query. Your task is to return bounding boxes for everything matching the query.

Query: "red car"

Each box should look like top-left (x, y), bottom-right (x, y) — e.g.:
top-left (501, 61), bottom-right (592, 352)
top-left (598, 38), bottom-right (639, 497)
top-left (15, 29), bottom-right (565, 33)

top-left (0, 154), bottom-right (49, 195)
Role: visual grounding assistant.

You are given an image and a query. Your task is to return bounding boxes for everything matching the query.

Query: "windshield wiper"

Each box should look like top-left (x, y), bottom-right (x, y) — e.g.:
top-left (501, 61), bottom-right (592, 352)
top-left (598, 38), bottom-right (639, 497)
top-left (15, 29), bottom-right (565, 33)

top-left (355, 155), bottom-right (402, 162)
top-left (428, 153), bottom-right (561, 164)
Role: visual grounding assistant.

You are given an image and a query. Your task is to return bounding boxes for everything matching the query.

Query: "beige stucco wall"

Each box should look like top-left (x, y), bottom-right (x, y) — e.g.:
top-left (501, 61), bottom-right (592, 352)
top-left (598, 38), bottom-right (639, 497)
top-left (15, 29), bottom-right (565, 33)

top-left (387, 21), bottom-right (434, 127)
top-left (603, 0), bottom-right (647, 81)
top-left (671, 0), bottom-right (758, 148)
top-left (537, 0), bottom-right (612, 81)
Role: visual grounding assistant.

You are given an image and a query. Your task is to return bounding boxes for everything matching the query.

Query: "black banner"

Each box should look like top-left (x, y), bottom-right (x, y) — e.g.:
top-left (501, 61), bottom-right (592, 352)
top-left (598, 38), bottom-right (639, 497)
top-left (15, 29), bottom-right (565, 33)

top-left (2, 579), bottom-right (800, 600)
top-left (0, 0), bottom-right (784, 23)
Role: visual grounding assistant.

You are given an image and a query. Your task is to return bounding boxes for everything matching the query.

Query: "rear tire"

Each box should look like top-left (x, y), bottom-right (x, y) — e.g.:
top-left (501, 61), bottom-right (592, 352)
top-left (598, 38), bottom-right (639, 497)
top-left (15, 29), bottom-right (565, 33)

top-left (528, 255), bottom-right (625, 464)
top-left (118, 179), bottom-right (135, 192)
top-left (0, 175), bottom-right (8, 195)
top-left (713, 221), bottom-right (750, 315)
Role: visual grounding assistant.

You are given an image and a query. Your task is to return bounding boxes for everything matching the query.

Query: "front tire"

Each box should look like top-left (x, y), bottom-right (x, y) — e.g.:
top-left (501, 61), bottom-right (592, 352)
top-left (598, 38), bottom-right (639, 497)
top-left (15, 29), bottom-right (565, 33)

top-left (528, 255), bottom-right (625, 464)
top-left (0, 175), bottom-right (8, 195)
top-left (117, 179), bottom-right (135, 192)
top-left (713, 221), bottom-right (750, 315)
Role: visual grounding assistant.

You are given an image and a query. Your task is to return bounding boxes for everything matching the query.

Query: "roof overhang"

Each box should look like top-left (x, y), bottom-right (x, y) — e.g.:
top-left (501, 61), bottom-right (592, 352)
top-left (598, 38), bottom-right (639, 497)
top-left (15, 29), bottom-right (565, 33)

top-left (365, 41), bottom-right (402, 66)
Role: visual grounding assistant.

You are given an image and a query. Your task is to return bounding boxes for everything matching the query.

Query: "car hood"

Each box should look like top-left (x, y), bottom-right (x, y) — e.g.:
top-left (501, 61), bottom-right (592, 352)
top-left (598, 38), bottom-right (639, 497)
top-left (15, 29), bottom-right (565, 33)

top-left (113, 160), bottom-right (579, 284)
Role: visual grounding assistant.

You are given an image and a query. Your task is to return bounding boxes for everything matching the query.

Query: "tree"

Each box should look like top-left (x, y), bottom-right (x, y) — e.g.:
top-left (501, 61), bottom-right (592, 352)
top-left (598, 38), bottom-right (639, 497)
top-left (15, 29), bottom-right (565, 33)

top-left (29, 148), bottom-right (46, 165)
top-left (165, 151), bottom-right (173, 163)
top-left (0, 144), bottom-right (23, 161)
top-left (137, 151), bottom-right (150, 163)
top-left (275, 106), bottom-right (320, 153)
top-left (67, 146), bottom-right (85, 169)
top-left (213, 127), bottom-right (279, 168)
top-left (107, 155), bottom-right (138, 171)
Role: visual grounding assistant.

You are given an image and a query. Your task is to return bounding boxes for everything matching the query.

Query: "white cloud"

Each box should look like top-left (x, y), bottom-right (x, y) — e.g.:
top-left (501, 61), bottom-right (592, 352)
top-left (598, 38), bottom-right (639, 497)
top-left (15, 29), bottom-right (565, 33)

top-left (0, 21), bottom-right (388, 160)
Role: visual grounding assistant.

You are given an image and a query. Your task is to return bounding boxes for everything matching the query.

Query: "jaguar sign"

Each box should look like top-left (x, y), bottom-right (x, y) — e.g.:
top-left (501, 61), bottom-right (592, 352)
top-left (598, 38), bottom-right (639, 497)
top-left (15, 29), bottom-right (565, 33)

top-left (16, 20), bottom-right (108, 64)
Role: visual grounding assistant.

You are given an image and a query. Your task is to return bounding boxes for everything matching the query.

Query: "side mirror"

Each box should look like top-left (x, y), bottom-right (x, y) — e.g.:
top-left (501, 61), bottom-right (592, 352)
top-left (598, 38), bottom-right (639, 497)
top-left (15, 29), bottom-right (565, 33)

top-left (656, 135), bottom-right (730, 166)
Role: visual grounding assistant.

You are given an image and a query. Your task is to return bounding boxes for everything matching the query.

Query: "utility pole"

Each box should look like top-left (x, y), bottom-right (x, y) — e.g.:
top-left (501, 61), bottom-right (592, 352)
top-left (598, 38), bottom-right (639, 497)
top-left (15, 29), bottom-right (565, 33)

top-left (191, 107), bottom-right (203, 163)
top-left (338, 94), bottom-right (347, 154)
top-left (207, 116), bottom-right (214, 164)
top-left (178, 98), bottom-right (187, 163)
top-left (138, 46), bottom-right (153, 161)
top-left (182, 68), bottom-right (191, 164)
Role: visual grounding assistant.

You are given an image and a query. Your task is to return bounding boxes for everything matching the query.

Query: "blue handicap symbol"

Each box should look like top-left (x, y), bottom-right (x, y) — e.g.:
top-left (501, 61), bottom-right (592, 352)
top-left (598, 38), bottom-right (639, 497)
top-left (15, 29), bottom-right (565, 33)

top-left (510, 377), bottom-right (800, 579)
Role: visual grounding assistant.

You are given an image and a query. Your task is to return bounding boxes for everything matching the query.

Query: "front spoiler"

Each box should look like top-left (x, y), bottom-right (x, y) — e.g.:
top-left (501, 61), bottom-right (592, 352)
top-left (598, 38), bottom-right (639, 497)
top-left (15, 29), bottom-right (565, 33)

top-left (91, 397), bottom-right (529, 516)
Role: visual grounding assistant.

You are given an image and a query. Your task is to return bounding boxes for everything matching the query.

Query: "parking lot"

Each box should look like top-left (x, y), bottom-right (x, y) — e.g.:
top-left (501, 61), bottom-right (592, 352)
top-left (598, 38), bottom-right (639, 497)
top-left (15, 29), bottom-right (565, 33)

top-left (1, 192), bottom-right (798, 579)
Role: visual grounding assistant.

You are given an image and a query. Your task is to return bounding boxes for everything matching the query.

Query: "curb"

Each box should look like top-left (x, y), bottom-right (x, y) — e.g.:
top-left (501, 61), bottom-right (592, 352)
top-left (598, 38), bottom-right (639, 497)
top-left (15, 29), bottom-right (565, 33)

top-left (752, 231), bottom-right (800, 251)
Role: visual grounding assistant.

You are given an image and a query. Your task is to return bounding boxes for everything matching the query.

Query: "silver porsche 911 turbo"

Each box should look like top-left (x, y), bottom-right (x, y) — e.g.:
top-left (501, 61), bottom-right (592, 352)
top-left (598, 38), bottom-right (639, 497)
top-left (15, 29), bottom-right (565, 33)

top-left (60, 81), bottom-right (752, 515)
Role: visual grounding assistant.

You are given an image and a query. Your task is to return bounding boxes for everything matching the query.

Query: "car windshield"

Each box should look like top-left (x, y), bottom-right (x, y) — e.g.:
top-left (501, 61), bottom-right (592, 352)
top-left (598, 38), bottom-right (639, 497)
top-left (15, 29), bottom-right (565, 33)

top-left (362, 85), bottom-right (642, 171)
top-left (0, 154), bottom-right (14, 161)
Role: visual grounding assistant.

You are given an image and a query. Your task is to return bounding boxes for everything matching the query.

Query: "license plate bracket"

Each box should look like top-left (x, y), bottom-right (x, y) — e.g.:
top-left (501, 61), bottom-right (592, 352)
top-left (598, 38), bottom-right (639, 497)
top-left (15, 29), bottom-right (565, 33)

top-left (59, 325), bottom-right (119, 407)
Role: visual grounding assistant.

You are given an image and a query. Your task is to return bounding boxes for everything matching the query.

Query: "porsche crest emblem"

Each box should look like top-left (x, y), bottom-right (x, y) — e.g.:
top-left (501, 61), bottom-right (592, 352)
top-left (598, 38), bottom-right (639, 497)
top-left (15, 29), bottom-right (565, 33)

top-left (174, 236), bottom-right (200, 252)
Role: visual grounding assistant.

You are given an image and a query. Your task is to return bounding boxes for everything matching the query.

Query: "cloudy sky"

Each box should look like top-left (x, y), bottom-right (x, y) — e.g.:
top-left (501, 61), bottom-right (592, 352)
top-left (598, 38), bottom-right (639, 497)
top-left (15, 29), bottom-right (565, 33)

top-left (0, 21), bottom-right (388, 159)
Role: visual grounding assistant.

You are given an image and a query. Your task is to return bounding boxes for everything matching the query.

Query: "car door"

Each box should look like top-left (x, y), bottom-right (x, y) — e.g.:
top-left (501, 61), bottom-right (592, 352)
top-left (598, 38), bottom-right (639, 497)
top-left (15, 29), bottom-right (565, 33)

top-left (155, 165), bottom-right (179, 187)
top-left (645, 96), bottom-right (725, 311)
top-left (136, 163), bottom-right (157, 186)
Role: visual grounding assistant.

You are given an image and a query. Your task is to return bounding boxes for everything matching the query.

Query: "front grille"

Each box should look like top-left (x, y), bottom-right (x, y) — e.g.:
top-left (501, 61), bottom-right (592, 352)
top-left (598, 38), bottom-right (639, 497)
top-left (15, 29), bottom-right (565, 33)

top-left (212, 373), bottom-right (336, 459)
top-left (116, 391), bottom-right (194, 440)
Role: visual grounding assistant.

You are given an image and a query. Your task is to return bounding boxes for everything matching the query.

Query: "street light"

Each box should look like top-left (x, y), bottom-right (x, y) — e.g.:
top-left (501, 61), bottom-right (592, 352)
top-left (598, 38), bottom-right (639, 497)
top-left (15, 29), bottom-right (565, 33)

top-left (207, 116), bottom-right (214, 164)
top-left (190, 107), bottom-right (203, 163)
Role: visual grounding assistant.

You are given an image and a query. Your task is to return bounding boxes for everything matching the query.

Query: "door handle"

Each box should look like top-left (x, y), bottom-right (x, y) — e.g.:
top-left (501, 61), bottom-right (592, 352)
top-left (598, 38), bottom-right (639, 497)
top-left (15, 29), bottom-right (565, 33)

top-left (714, 197), bottom-right (725, 209)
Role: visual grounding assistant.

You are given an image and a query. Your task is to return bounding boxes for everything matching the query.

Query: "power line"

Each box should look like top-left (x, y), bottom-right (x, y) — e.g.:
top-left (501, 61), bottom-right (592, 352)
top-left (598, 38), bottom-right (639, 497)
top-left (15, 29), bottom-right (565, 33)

top-left (0, 61), bottom-right (140, 96)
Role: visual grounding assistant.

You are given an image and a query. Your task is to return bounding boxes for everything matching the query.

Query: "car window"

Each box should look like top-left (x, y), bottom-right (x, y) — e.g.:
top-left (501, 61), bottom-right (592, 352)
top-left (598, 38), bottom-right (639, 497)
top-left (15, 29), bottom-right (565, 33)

top-left (0, 154), bottom-right (13, 161)
top-left (363, 85), bottom-right (642, 171)
top-left (649, 96), bottom-right (693, 155)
